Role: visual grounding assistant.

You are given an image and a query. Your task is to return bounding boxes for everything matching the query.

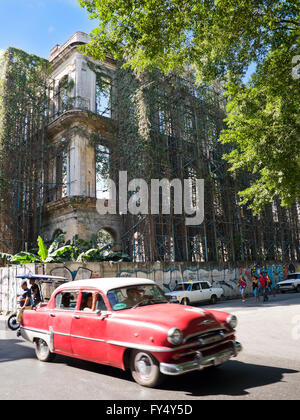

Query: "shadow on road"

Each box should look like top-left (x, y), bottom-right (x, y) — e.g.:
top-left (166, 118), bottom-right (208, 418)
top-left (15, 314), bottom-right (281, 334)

top-left (50, 354), bottom-right (298, 398)
top-left (0, 339), bottom-right (36, 363)
top-left (161, 360), bottom-right (299, 397)
top-left (1, 337), bottom-right (298, 399)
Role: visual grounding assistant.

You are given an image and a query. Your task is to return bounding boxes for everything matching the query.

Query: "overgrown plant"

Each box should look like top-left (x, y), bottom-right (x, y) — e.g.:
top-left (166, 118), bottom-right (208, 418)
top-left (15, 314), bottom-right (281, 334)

top-left (0, 233), bottom-right (130, 265)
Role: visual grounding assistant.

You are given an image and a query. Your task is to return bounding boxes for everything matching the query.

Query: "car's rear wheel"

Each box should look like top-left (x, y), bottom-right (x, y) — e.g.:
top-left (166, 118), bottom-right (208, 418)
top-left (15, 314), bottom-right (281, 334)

top-left (35, 339), bottom-right (56, 362)
top-left (210, 295), bottom-right (217, 305)
top-left (130, 350), bottom-right (162, 388)
top-left (7, 313), bottom-right (19, 331)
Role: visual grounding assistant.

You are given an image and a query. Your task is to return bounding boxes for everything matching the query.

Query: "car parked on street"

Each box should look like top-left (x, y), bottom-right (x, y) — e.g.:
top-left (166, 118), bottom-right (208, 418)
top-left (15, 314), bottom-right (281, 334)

top-left (165, 281), bottom-right (224, 305)
top-left (277, 273), bottom-right (300, 293)
top-left (20, 277), bottom-right (241, 387)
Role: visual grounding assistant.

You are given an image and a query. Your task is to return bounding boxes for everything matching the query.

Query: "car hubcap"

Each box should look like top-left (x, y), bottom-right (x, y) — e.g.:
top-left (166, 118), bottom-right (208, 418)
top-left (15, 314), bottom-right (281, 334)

top-left (9, 318), bottom-right (18, 328)
top-left (135, 353), bottom-right (153, 379)
top-left (38, 340), bottom-right (48, 357)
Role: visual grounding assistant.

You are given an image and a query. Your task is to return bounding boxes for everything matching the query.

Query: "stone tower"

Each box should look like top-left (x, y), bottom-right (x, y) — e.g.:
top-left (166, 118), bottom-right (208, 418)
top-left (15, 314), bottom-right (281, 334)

top-left (42, 32), bottom-right (122, 246)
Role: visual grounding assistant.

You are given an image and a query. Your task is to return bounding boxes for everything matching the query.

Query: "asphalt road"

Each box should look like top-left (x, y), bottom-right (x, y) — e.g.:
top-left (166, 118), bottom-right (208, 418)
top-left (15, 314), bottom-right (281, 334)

top-left (1, 293), bottom-right (300, 401)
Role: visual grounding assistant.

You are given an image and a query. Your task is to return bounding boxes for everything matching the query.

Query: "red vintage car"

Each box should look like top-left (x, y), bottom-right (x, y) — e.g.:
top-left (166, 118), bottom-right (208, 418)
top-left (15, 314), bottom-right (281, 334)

top-left (20, 277), bottom-right (242, 387)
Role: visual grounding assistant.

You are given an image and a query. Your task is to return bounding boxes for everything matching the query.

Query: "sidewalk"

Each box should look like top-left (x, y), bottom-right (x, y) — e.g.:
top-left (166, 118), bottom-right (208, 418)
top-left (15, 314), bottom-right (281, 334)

top-left (0, 313), bottom-right (8, 330)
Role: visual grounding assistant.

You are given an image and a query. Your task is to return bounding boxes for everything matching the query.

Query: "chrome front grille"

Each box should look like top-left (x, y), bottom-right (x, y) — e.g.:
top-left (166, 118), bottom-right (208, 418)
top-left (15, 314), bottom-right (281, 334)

top-left (184, 328), bottom-right (229, 345)
top-left (175, 328), bottom-right (233, 361)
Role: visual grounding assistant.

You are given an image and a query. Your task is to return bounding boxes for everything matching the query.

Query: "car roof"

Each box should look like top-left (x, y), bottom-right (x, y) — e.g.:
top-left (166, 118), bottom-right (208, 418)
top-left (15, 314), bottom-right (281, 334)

top-left (55, 277), bottom-right (155, 295)
top-left (180, 280), bottom-right (208, 284)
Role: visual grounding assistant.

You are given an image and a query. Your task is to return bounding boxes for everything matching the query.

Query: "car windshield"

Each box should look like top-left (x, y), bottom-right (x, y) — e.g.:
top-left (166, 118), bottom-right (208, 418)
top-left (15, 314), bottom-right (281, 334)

top-left (173, 283), bottom-right (192, 291)
top-left (107, 284), bottom-right (168, 311)
top-left (287, 274), bottom-right (300, 280)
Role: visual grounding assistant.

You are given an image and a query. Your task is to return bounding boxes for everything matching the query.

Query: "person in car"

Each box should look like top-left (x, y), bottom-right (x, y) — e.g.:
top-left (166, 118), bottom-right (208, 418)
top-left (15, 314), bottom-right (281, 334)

top-left (123, 287), bottom-right (143, 307)
top-left (16, 281), bottom-right (32, 324)
top-left (29, 278), bottom-right (42, 307)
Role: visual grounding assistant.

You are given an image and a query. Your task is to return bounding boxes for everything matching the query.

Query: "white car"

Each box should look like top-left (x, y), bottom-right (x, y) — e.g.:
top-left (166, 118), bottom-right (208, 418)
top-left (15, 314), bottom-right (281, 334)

top-left (277, 272), bottom-right (300, 293)
top-left (166, 281), bottom-right (224, 305)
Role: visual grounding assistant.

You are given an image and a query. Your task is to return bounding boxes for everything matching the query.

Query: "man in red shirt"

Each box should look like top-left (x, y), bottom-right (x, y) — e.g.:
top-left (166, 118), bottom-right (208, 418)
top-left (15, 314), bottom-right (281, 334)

top-left (259, 273), bottom-right (268, 302)
top-left (259, 273), bottom-right (265, 289)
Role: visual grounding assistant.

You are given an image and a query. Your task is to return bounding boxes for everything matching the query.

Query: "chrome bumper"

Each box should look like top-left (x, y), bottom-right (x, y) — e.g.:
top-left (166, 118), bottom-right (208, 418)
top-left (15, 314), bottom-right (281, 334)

top-left (160, 341), bottom-right (242, 376)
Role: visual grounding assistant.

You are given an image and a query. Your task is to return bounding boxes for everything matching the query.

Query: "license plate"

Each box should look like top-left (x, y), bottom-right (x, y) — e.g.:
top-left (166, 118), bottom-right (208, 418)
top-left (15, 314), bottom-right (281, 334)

top-left (214, 353), bottom-right (230, 366)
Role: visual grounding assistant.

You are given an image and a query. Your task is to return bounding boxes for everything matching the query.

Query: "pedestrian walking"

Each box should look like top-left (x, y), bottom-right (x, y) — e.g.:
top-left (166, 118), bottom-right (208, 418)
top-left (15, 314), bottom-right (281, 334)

top-left (237, 275), bottom-right (247, 302)
top-left (252, 276), bottom-right (259, 302)
top-left (259, 273), bottom-right (268, 302)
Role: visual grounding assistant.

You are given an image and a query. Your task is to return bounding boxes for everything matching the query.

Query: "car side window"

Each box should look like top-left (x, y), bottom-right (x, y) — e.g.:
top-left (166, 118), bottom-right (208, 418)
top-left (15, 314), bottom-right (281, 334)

top-left (80, 291), bottom-right (107, 312)
top-left (55, 291), bottom-right (78, 310)
top-left (192, 283), bottom-right (200, 291)
top-left (200, 282), bottom-right (210, 290)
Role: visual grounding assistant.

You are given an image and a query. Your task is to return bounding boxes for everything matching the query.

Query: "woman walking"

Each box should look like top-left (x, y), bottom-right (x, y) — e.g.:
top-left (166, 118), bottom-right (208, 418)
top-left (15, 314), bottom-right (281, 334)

top-left (237, 275), bottom-right (247, 302)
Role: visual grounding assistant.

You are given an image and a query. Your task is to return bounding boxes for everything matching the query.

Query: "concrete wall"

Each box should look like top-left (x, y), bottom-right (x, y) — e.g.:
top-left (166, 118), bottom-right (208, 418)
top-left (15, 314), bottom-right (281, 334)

top-left (1, 261), bottom-right (299, 313)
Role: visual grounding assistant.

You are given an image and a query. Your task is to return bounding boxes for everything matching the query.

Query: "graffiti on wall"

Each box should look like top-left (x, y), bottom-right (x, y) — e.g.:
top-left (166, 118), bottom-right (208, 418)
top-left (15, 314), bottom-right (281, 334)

top-left (49, 266), bottom-right (93, 282)
top-left (117, 266), bottom-right (240, 297)
top-left (116, 262), bottom-right (299, 297)
top-left (1, 261), bottom-right (299, 311)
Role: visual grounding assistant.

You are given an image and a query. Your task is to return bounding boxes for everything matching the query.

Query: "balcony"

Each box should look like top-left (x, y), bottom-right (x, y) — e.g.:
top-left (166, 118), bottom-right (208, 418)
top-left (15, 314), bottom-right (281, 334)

top-left (47, 96), bottom-right (91, 124)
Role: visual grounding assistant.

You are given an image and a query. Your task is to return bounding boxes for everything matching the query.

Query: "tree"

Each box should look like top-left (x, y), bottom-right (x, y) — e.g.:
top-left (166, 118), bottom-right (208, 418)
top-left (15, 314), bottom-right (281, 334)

top-left (79, 0), bottom-right (300, 212)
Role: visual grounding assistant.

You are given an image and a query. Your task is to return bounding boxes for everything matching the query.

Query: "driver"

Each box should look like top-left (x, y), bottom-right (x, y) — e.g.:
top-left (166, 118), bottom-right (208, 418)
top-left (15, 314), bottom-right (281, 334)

top-left (123, 287), bottom-right (143, 307)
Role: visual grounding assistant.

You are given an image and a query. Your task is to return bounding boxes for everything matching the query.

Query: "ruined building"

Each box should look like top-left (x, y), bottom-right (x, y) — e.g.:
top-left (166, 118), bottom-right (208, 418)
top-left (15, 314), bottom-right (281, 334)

top-left (0, 32), bottom-right (299, 262)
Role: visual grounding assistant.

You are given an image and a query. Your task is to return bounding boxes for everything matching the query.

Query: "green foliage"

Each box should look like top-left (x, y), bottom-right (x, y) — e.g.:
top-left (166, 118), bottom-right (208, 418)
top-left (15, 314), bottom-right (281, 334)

top-left (47, 232), bottom-right (66, 255)
top-left (220, 39), bottom-right (300, 213)
top-left (37, 236), bottom-right (48, 261)
top-left (79, 0), bottom-right (300, 212)
top-left (0, 252), bottom-right (13, 262)
top-left (3, 234), bottom-right (131, 265)
top-left (0, 47), bottom-right (51, 252)
top-left (10, 252), bottom-right (40, 265)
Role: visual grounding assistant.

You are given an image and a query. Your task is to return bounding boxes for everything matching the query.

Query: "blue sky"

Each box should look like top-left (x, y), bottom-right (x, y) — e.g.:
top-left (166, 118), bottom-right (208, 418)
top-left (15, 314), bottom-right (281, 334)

top-left (0, 0), bottom-right (96, 58)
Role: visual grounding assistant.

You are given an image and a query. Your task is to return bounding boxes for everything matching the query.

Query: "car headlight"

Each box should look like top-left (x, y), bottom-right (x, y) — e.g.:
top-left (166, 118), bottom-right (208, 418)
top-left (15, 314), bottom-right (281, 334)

top-left (167, 328), bottom-right (183, 345)
top-left (226, 315), bottom-right (237, 329)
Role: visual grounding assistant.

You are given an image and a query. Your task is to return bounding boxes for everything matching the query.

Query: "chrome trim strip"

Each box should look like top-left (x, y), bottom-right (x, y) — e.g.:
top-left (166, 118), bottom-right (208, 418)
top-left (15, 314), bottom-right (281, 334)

top-left (70, 334), bottom-right (105, 343)
top-left (107, 334), bottom-right (233, 353)
top-left (21, 327), bottom-right (105, 344)
top-left (107, 340), bottom-right (169, 352)
top-left (20, 326), bottom-right (50, 336)
top-left (21, 327), bottom-right (233, 354)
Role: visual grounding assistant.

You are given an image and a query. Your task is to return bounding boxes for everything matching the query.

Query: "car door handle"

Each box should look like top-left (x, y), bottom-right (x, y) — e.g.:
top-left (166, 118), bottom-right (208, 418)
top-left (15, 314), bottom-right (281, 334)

top-left (50, 313), bottom-right (56, 317)
top-left (72, 314), bottom-right (80, 319)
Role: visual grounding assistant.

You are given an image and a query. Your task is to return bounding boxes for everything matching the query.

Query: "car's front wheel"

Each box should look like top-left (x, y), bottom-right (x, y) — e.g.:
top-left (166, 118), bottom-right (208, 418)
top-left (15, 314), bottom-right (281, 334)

top-left (296, 285), bottom-right (300, 293)
top-left (130, 350), bottom-right (163, 388)
top-left (35, 339), bottom-right (56, 362)
top-left (181, 297), bottom-right (190, 305)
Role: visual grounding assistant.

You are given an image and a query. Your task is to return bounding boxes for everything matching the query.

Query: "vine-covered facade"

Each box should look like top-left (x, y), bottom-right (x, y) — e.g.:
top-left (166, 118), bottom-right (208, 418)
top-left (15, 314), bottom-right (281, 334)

top-left (0, 32), bottom-right (299, 263)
